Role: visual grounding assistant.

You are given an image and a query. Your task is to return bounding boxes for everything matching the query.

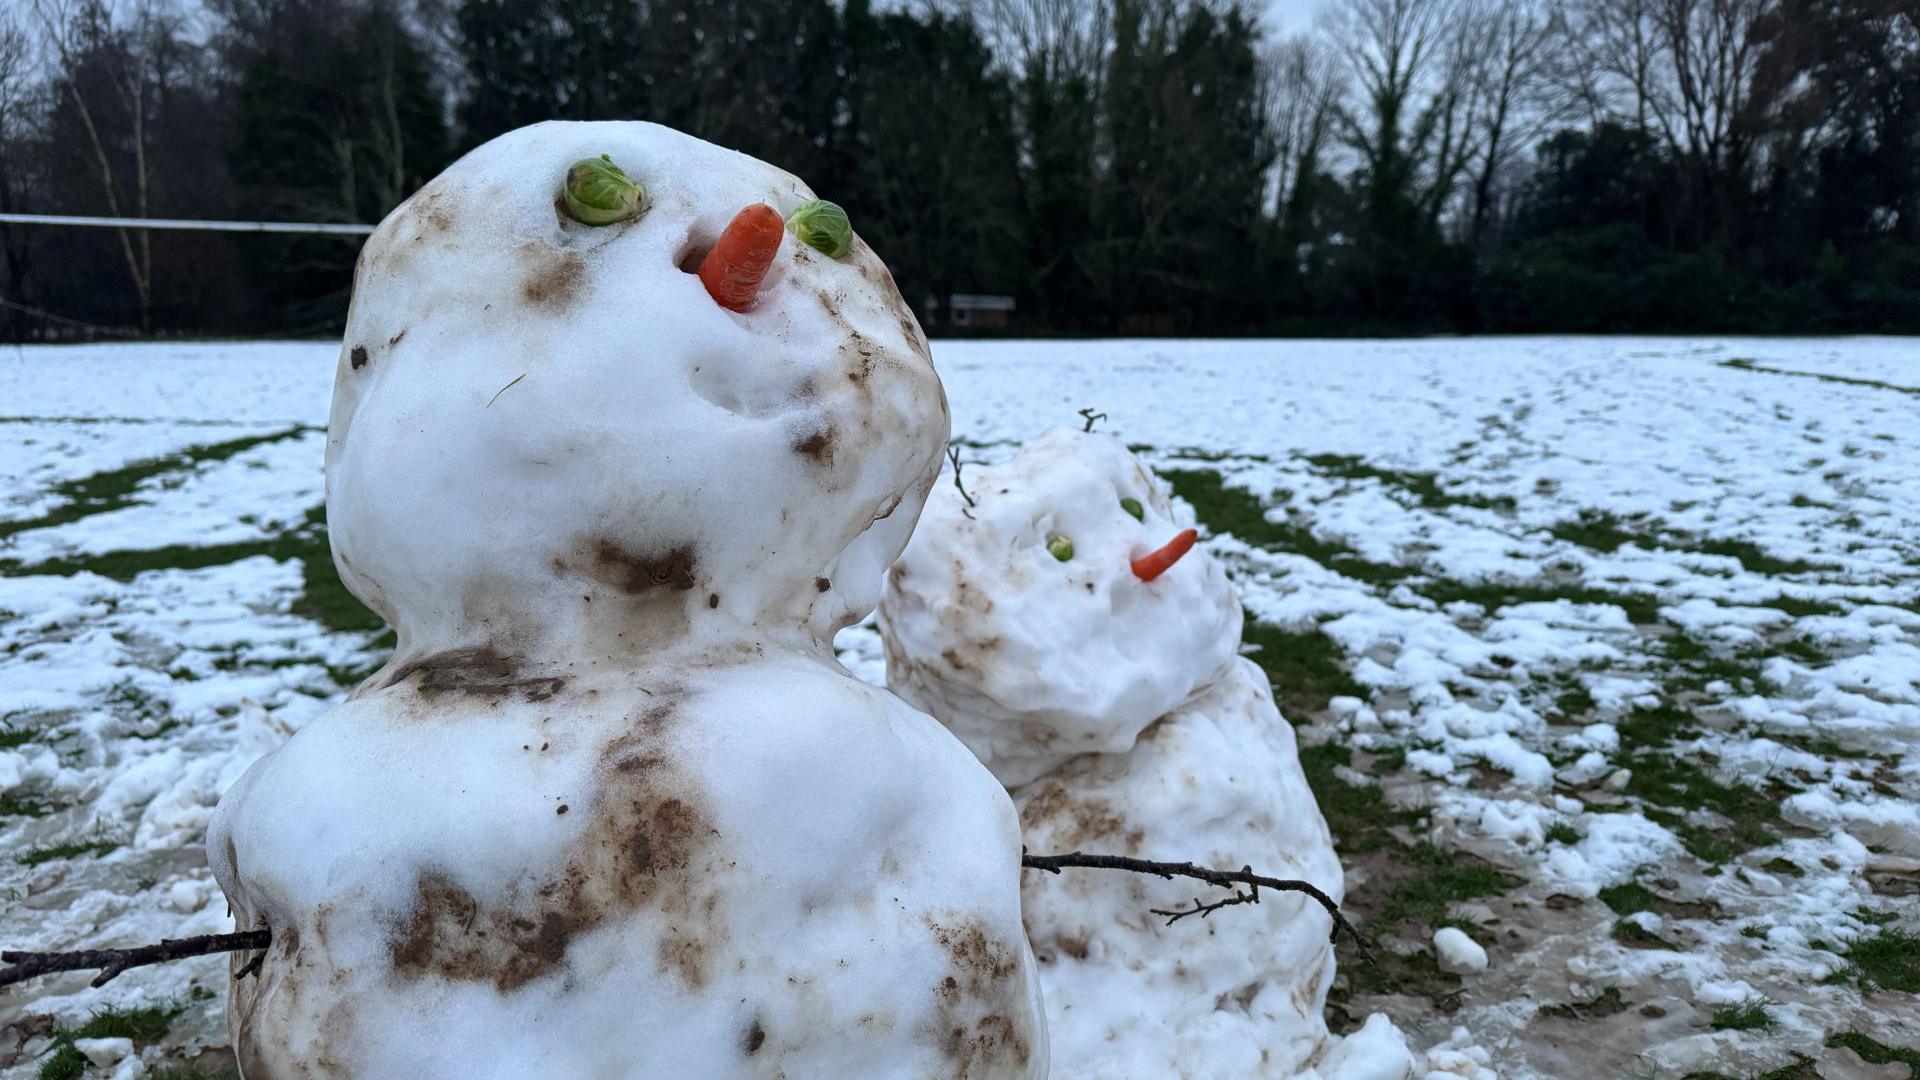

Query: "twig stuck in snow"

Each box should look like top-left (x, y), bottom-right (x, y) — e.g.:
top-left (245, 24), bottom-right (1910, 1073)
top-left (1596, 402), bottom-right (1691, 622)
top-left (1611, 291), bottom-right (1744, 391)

top-left (0, 851), bottom-right (1369, 991)
top-left (1, 930), bottom-right (270, 989)
top-left (1151, 865), bottom-right (1260, 924)
top-left (1021, 851), bottom-right (1371, 961)
top-left (1078, 407), bottom-right (1106, 433)
top-left (947, 444), bottom-right (977, 519)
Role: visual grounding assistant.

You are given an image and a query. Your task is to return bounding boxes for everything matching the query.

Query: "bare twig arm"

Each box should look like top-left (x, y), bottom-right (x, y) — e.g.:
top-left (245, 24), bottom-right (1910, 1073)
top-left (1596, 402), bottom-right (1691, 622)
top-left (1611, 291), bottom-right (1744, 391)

top-left (2, 852), bottom-right (1368, 991)
top-left (1021, 851), bottom-right (1372, 961)
top-left (1, 930), bottom-right (270, 989)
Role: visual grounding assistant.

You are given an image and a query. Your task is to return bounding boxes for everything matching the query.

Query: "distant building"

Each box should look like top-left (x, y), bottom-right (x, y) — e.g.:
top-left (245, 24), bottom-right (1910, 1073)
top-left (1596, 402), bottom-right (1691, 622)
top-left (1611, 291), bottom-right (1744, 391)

top-left (927, 293), bottom-right (1016, 329)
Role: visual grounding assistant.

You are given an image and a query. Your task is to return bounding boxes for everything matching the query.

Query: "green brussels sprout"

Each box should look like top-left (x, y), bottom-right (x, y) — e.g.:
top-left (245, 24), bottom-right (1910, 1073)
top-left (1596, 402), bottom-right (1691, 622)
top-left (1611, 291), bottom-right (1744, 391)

top-left (1047, 533), bottom-right (1074, 562)
top-left (787, 199), bottom-right (853, 258)
top-left (564, 155), bottom-right (645, 226)
top-left (1120, 497), bottom-right (1145, 521)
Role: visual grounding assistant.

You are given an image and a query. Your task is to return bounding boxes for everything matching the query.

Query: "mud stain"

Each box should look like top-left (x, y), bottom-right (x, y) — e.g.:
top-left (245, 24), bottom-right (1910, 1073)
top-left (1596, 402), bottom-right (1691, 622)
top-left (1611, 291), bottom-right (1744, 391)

top-left (521, 248), bottom-right (586, 310)
top-left (1019, 781), bottom-right (1145, 853)
top-left (927, 916), bottom-right (1032, 1076)
top-left (794, 426), bottom-right (836, 466)
top-left (588, 540), bottom-right (698, 595)
top-left (387, 697), bottom-right (725, 993)
top-left (381, 646), bottom-right (566, 703)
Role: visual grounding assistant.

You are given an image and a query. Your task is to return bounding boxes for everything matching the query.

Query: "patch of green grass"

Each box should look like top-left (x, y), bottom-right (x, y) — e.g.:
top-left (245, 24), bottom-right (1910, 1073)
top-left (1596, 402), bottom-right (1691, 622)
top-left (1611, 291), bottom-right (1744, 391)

top-left (1537, 986), bottom-right (1628, 1020)
top-left (1710, 996), bottom-right (1776, 1031)
top-left (1242, 619), bottom-right (1367, 720)
top-left (1761, 595), bottom-right (1847, 618)
top-left (1825, 1032), bottom-right (1920, 1070)
top-left (1299, 741), bottom-right (1418, 855)
top-left (1658, 633), bottom-right (1772, 692)
top-left (1840, 926), bottom-right (1920, 993)
top-left (0, 791), bottom-right (53, 817)
top-left (1550, 679), bottom-right (1597, 723)
top-left (1160, 469), bottom-right (1414, 585)
top-left (1367, 841), bottom-right (1520, 932)
top-left (1643, 807), bottom-right (1779, 866)
top-left (1303, 453), bottom-right (1517, 513)
top-left (1419, 577), bottom-right (1665, 625)
top-left (1676, 536), bottom-right (1825, 576)
top-left (1545, 821), bottom-right (1582, 845)
top-left (0, 429), bottom-right (308, 542)
top-left (1615, 703), bottom-right (1700, 750)
top-left (1625, 754), bottom-right (1785, 832)
top-left (3, 505), bottom-right (384, 635)
top-left (1551, 510), bottom-right (1653, 553)
top-left (1598, 881), bottom-right (1660, 916)
top-left (1760, 857), bottom-right (1804, 878)
top-left (1613, 918), bottom-right (1676, 948)
top-left (1681, 1058), bottom-right (1819, 1080)
top-left (15, 834), bottom-right (119, 867)
top-left (38, 997), bottom-right (196, 1080)
top-left (1741, 923), bottom-right (1770, 939)
top-left (1721, 357), bottom-right (1920, 397)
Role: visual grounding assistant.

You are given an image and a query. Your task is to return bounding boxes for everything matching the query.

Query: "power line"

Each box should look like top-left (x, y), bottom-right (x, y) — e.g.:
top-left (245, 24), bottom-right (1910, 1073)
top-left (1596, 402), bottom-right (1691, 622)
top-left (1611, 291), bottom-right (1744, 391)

top-left (0, 213), bottom-right (374, 236)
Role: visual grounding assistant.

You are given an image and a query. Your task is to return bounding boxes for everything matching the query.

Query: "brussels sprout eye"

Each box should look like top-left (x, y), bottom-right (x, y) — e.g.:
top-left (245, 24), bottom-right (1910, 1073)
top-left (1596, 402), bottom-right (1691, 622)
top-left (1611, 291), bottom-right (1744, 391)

top-left (1120, 497), bottom-right (1144, 521)
top-left (787, 199), bottom-right (853, 258)
top-left (563, 155), bottom-right (645, 226)
top-left (1046, 534), bottom-right (1074, 562)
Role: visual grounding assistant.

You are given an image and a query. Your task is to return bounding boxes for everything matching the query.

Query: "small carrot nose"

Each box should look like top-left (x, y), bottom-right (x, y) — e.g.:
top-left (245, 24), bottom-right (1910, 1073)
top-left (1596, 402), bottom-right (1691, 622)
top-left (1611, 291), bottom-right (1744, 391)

top-left (1131, 528), bottom-right (1198, 582)
top-left (699, 203), bottom-right (784, 312)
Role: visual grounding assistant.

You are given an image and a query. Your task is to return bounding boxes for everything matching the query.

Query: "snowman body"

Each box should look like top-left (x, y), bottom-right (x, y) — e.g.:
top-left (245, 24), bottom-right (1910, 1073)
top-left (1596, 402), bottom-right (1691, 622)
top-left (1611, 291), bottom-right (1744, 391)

top-left (880, 429), bottom-right (1346, 1078)
top-left (209, 121), bottom-right (1045, 1079)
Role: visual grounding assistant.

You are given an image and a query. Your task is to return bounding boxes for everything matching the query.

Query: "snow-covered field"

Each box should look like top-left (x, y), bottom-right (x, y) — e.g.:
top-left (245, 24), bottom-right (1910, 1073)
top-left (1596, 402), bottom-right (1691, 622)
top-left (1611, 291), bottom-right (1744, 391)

top-left (2, 337), bottom-right (1917, 1078)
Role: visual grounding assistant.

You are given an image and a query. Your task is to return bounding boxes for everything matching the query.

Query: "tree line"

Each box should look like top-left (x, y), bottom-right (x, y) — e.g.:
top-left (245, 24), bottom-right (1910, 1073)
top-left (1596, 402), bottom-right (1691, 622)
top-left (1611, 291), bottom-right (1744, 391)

top-left (0, 0), bottom-right (1914, 341)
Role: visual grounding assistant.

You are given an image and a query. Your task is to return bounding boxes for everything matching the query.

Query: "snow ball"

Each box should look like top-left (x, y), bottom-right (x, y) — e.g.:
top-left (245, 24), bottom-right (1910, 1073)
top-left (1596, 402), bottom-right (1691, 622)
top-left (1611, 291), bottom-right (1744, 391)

top-left (881, 427), bottom-right (1241, 784)
top-left (328, 120), bottom-right (948, 660)
top-left (167, 878), bottom-right (209, 913)
top-left (1432, 927), bottom-right (1489, 974)
top-left (73, 1038), bottom-right (134, 1068)
top-left (1312, 1013), bottom-right (1417, 1080)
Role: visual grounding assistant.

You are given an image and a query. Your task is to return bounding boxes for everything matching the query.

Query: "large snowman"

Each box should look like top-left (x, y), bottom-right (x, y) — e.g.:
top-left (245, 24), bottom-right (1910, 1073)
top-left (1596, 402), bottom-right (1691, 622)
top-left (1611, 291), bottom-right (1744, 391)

top-left (207, 122), bottom-right (1045, 1078)
top-left (878, 428), bottom-right (1411, 1079)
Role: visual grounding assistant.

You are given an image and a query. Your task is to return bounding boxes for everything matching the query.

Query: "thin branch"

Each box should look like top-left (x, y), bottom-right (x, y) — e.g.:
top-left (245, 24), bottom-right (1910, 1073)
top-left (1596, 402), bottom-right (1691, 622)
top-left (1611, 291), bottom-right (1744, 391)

top-left (1021, 850), bottom-right (1372, 961)
top-left (1, 930), bottom-right (270, 989)
top-left (947, 444), bottom-right (976, 519)
top-left (2, 852), bottom-right (1370, 991)
top-left (1077, 407), bottom-right (1107, 433)
top-left (1151, 864), bottom-right (1261, 924)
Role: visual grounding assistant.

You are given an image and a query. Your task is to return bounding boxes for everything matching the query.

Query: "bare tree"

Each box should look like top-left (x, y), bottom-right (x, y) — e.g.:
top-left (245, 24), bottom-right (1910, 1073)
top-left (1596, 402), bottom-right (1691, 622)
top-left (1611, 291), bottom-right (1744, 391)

top-left (1458, 0), bottom-right (1571, 247)
top-left (1323, 0), bottom-right (1485, 231)
top-left (0, 10), bottom-right (40, 340)
top-left (1566, 0), bottom-right (1781, 245)
top-left (1262, 33), bottom-right (1343, 228)
top-left (29, 0), bottom-right (182, 332)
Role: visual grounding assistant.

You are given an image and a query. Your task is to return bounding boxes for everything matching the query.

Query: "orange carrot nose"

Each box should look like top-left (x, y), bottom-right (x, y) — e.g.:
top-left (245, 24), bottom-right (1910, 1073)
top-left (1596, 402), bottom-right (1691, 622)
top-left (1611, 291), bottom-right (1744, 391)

top-left (699, 203), bottom-right (785, 312)
top-left (1132, 528), bottom-right (1198, 582)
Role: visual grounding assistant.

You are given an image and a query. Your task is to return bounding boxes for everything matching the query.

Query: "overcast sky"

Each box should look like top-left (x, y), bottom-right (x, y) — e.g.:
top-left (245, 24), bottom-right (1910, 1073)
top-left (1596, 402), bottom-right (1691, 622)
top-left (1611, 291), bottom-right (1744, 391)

top-left (1262, 0), bottom-right (1330, 36)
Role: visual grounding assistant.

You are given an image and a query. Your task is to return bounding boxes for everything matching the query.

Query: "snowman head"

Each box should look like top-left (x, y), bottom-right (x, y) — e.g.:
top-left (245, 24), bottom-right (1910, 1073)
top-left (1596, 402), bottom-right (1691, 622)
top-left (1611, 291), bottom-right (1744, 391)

top-left (878, 428), bottom-right (1242, 785)
top-left (326, 121), bottom-right (947, 663)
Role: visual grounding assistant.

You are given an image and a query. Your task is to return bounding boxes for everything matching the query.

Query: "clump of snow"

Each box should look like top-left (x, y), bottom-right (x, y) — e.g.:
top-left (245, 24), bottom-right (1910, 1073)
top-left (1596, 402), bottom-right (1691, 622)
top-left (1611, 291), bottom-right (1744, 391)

top-left (205, 121), bottom-right (1045, 1078)
top-left (1432, 927), bottom-right (1489, 975)
top-left (880, 427), bottom-right (1241, 786)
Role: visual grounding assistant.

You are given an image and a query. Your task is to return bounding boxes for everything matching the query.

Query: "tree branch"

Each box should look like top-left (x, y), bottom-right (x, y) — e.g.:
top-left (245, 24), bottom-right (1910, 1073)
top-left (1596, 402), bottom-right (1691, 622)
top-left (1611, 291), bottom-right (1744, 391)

top-left (1, 931), bottom-right (270, 990)
top-left (1021, 850), bottom-right (1372, 961)
top-left (1, 852), bottom-right (1370, 991)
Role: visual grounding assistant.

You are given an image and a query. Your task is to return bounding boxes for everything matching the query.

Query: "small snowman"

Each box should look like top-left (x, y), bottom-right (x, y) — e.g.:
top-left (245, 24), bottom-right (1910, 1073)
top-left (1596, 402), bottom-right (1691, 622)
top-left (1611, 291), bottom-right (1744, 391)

top-left (207, 122), bottom-right (1044, 1078)
top-left (879, 428), bottom-right (1372, 1078)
